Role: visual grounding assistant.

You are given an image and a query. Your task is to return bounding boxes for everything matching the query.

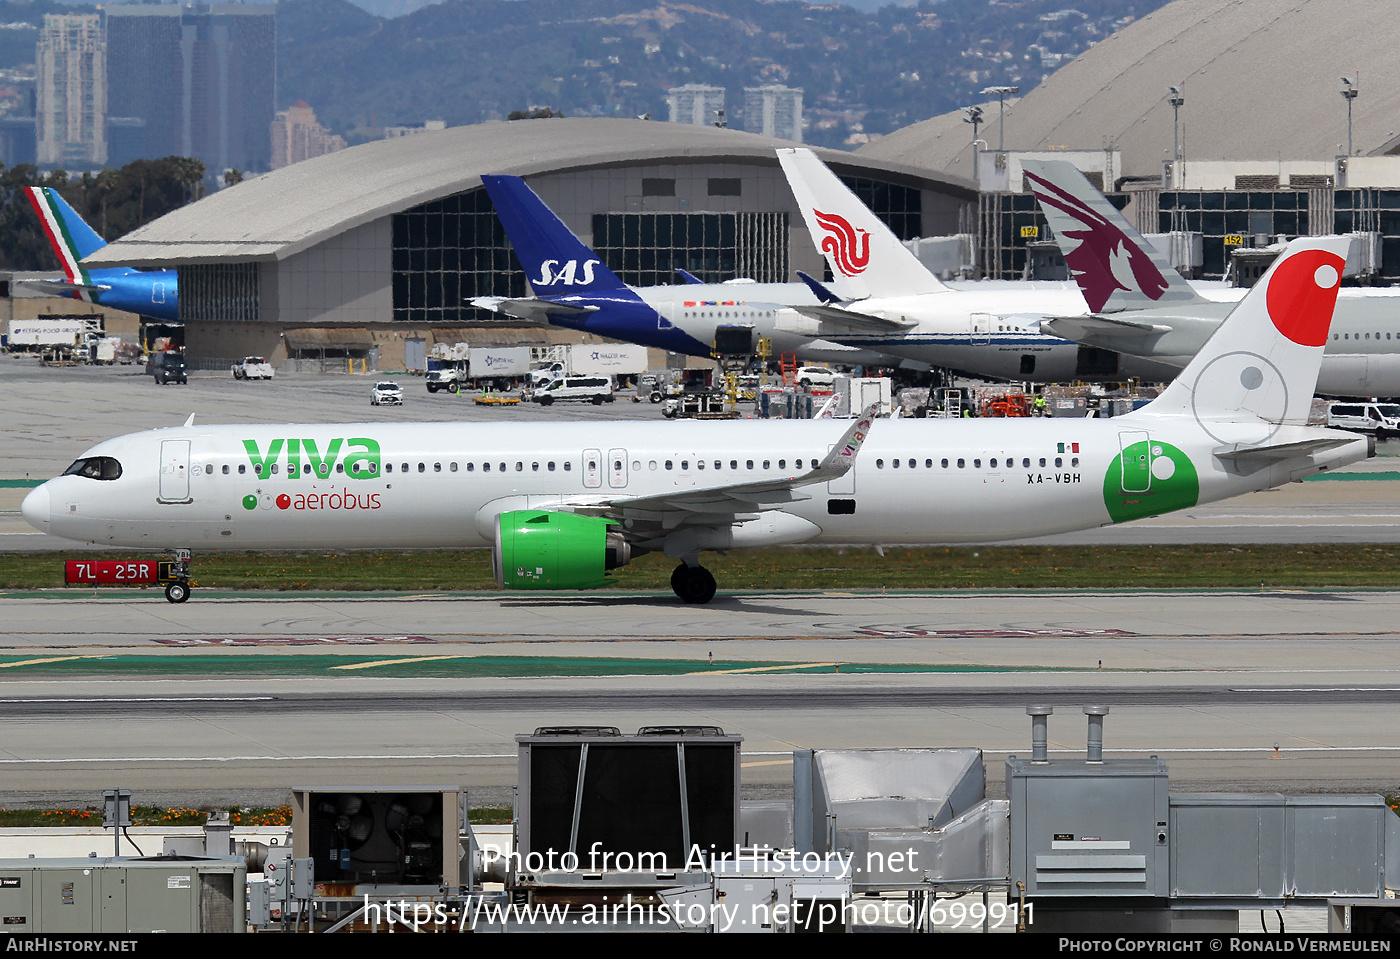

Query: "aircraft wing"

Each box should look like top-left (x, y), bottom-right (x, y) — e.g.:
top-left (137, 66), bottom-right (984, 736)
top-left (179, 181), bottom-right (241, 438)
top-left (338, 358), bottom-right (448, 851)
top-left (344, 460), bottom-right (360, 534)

top-left (1042, 313), bottom-right (1173, 343)
top-left (572, 405), bottom-right (878, 529)
top-left (469, 296), bottom-right (599, 324)
top-left (792, 303), bottom-right (916, 334)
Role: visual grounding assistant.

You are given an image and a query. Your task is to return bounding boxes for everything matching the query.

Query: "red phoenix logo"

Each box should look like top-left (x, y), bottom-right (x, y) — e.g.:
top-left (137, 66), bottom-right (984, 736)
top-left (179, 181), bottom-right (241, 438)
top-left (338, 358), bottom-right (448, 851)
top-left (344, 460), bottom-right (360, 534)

top-left (814, 209), bottom-right (871, 276)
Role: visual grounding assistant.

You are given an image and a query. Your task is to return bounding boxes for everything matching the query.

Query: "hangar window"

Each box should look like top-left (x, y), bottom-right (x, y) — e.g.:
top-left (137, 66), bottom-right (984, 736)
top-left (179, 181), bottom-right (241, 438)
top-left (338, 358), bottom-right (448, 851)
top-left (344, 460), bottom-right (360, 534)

top-left (592, 212), bottom-right (789, 286)
top-left (393, 188), bottom-right (527, 324)
top-left (839, 177), bottom-right (922, 241)
top-left (642, 178), bottom-right (675, 197)
top-left (708, 178), bottom-right (742, 197)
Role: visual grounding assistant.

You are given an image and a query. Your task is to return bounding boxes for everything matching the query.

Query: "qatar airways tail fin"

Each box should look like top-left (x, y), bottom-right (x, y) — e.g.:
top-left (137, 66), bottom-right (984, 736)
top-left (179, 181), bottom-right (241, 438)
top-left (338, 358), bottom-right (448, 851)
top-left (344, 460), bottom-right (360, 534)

top-left (1021, 159), bottom-right (1208, 314)
top-left (26, 187), bottom-right (107, 287)
top-left (777, 148), bottom-right (947, 300)
top-left (1145, 236), bottom-right (1348, 430)
top-left (479, 175), bottom-right (630, 296)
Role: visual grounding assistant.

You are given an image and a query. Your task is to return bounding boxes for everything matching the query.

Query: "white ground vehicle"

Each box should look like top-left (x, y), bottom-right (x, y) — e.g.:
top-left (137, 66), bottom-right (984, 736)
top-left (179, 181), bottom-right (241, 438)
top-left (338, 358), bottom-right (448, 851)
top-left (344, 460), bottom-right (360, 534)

top-left (530, 376), bottom-right (614, 406)
top-left (232, 356), bottom-right (275, 380)
top-left (795, 366), bottom-right (836, 390)
top-left (1327, 401), bottom-right (1400, 434)
top-left (370, 381), bottom-right (403, 406)
top-left (425, 367), bottom-right (465, 393)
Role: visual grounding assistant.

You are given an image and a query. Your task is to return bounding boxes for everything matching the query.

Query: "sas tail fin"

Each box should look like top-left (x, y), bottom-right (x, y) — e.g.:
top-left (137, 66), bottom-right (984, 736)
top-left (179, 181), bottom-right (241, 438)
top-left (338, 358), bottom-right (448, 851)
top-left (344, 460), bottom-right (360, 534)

top-left (777, 147), bottom-right (948, 300)
top-left (1021, 159), bottom-right (1208, 313)
top-left (26, 187), bottom-right (106, 285)
top-left (1144, 236), bottom-right (1349, 434)
top-left (479, 175), bottom-right (630, 296)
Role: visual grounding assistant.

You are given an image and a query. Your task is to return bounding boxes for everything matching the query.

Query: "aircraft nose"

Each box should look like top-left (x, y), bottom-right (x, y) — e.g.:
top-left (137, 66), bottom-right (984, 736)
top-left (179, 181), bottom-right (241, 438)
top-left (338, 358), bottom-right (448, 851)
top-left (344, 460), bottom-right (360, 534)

top-left (20, 483), bottom-right (50, 531)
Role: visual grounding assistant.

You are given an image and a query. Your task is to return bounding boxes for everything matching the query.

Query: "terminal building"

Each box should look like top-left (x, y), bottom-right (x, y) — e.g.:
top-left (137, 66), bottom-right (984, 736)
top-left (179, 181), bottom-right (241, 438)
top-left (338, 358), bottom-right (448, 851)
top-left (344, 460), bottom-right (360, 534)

top-left (83, 118), bottom-right (977, 370)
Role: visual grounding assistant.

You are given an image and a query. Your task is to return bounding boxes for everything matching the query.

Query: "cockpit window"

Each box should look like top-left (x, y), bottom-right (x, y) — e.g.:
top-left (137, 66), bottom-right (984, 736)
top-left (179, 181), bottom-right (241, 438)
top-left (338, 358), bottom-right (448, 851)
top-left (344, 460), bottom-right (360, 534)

top-left (63, 456), bottom-right (123, 480)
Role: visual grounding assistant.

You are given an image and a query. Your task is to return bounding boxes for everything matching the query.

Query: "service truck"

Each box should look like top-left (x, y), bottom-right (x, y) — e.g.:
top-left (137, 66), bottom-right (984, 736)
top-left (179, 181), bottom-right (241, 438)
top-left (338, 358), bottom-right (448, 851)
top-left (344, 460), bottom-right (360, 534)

top-left (526, 344), bottom-right (649, 387)
top-left (427, 347), bottom-right (532, 392)
top-left (6, 318), bottom-right (90, 352)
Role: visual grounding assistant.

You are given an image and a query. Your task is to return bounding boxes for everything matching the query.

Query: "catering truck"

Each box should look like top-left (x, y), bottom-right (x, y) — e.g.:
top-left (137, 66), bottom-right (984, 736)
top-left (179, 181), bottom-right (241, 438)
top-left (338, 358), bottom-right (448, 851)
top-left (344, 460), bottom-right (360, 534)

top-left (527, 344), bottom-right (649, 387)
top-left (426, 346), bottom-right (533, 392)
top-left (5, 318), bottom-right (92, 352)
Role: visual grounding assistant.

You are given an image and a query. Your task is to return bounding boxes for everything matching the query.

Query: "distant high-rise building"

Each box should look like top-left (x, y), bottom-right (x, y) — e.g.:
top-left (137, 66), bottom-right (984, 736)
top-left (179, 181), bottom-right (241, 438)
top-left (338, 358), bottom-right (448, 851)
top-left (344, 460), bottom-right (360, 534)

top-left (743, 85), bottom-right (803, 142)
top-left (667, 84), bottom-right (725, 127)
top-left (36, 14), bottom-right (106, 167)
top-left (105, 4), bottom-right (275, 175)
top-left (271, 101), bottom-right (346, 169)
top-left (383, 120), bottom-right (446, 139)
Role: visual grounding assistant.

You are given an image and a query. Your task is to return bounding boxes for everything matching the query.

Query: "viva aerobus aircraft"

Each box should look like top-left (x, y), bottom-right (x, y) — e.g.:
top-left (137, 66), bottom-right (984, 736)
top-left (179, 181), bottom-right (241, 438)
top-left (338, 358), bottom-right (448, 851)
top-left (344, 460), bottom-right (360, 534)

top-left (469, 174), bottom-right (901, 368)
top-left (1022, 158), bottom-right (1400, 397)
top-left (22, 236), bottom-right (1368, 604)
top-left (776, 148), bottom-right (1217, 382)
top-left (25, 187), bottom-right (179, 323)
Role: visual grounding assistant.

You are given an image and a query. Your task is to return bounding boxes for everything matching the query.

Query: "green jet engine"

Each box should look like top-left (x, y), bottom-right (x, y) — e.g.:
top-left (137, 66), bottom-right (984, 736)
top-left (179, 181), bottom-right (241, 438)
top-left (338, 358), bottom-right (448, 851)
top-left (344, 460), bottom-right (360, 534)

top-left (492, 510), bottom-right (634, 590)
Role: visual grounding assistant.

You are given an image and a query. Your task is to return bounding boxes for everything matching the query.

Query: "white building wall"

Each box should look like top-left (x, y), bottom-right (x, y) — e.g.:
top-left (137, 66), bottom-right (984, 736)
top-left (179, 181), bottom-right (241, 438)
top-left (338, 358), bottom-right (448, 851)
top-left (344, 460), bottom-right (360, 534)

top-left (270, 218), bottom-right (392, 325)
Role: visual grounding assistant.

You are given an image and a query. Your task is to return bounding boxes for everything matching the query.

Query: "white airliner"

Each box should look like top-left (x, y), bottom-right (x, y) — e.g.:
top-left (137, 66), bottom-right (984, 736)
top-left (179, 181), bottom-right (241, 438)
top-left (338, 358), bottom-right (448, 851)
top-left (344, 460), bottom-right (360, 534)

top-left (776, 147), bottom-right (1224, 382)
top-left (22, 237), bottom-right (1367, 604)
top-left (1022, 158), bottom-right (1400, 396)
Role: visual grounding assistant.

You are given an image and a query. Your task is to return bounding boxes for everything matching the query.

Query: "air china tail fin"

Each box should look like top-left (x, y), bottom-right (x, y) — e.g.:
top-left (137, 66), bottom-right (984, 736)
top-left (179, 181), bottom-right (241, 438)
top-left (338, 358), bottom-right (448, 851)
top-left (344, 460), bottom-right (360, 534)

top-left (479, 175), bottom-right (630, 296)
top-left (26, 187), bottom-right (106, 286)
top-left (776, 148), bottom-right (947, 300)
top-left (1020, 159), bottom-right (1208, 314)
top-left (1146, 236), bottom-right (1349, 431)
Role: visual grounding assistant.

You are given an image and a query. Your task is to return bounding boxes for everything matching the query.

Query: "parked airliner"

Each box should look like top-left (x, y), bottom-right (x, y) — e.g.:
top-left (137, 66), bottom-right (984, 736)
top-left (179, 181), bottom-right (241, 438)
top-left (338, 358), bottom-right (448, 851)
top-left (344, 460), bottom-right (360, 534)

top-left (469, 174), bottom-right (901, 368)
top-left (1022, 159), bottom-right (1400, 396)
top-left (25, 187), bottom-right (179, 323)
top-left (22, 238), bottom-right (1366, 603)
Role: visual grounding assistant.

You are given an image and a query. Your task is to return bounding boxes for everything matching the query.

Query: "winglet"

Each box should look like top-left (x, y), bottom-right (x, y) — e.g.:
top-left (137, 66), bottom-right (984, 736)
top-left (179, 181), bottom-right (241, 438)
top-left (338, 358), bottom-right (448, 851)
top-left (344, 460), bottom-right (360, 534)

top-left (183, 413), bottom-right (196, 427)
top-left (806, 403), bottom-right (879, 482)
top-left (796, 270), bottom-right (842, 304)
top-left (675, 268), bottom-right (704, 285)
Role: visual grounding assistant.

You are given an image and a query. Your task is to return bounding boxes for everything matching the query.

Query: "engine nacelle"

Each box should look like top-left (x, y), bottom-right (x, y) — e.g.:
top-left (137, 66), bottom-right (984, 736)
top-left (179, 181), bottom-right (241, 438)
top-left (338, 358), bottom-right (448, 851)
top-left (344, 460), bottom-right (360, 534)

top-left (492, 510), bottom-right (632, 590)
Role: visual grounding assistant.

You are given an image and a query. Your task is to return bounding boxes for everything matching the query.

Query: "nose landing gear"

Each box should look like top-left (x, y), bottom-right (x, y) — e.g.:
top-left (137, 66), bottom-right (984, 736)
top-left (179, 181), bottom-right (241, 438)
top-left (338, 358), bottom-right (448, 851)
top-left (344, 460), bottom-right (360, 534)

top-left (164, 548), bottom-right (192, 604)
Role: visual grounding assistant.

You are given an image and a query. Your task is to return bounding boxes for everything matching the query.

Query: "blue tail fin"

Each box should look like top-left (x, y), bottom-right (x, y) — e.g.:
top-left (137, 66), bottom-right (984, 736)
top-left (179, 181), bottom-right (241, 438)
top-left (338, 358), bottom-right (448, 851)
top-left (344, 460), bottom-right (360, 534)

top-left (480, 175), bottom-right (629, 295)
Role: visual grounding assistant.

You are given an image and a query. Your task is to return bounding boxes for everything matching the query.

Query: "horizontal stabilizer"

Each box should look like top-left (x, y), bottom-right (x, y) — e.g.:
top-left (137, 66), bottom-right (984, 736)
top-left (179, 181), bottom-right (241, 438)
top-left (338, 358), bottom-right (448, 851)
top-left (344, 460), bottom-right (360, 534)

top-left (23, 279), bottom-right (110, 296)
top-left (470, 296), bottom-right (598, 324)
top-left (1043, 314), bottom-right (1173, 342)
top-left (1214, 437), bottom-right (1353, 470)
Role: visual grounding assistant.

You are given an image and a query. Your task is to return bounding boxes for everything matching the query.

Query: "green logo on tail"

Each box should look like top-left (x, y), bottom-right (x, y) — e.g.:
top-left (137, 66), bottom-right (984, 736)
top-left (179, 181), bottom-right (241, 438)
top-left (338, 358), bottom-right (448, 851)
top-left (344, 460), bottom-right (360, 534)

top-left (1102, 439), bottom-right (1198, 523)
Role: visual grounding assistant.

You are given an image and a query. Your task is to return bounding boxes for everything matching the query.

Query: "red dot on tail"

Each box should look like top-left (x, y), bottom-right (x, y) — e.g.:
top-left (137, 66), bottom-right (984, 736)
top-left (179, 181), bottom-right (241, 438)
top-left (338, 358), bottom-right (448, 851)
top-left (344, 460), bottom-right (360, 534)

top-left (1265, 248), bottom-right (1344, 347)
top-left (276, 494), bottom-right (291, 510)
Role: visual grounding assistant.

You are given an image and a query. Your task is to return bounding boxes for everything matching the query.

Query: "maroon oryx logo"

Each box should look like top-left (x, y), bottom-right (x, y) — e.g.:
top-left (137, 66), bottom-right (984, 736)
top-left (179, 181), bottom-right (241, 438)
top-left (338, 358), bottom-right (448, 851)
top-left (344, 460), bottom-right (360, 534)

top-left (1024, 169), bottom-right (1169, 312)
top-left (814, 209), bottom-right (872, 276)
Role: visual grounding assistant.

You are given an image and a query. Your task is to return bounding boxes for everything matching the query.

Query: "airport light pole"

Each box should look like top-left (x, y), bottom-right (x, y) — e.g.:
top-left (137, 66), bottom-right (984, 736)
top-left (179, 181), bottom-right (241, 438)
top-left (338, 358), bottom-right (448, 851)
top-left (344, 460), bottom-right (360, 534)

top-left (964, 105), bottom-right (984, 174)
top-left (1167, 85), bottom-right (1184, 188)
top-left (1340, 77), bottom-right (1358, 156)
top-left (981, 85), bottom-right (1019, 152)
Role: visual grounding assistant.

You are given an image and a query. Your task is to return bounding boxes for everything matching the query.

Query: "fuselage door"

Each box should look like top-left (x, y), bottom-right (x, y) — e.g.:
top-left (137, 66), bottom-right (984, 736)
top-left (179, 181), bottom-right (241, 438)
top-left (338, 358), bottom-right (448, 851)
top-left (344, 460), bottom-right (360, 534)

top-left (158, 439), bottom-right (192, 503)
top-left (583, 448), bottom-right (603, 489)
top-left (970, 312), bottom-right (992, 345)
top-left (608, 448), bottom-right (628, 488)
top-left (1118, 430), bottom-right (1152, 494)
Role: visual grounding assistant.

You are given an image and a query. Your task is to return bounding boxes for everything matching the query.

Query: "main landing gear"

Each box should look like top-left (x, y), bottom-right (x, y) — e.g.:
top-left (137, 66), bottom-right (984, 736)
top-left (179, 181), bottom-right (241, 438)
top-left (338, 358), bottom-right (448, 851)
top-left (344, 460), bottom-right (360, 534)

top-left (671, 562), bottom-right (717, 604)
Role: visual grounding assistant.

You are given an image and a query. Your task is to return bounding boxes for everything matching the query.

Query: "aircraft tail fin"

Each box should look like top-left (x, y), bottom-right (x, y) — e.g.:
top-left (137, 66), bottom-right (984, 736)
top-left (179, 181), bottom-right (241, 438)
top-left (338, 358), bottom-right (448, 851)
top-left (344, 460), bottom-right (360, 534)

top-left (1145, 236), bottom-right (1349, 430)
top-left (26, 187), bottom-right (106, 285)
top-left (1021, 159), bottom-right (1208, 313)
top-left (479, 175), bottom-right (630, 296)
top-left (777, 148), bottom-right (948, 300)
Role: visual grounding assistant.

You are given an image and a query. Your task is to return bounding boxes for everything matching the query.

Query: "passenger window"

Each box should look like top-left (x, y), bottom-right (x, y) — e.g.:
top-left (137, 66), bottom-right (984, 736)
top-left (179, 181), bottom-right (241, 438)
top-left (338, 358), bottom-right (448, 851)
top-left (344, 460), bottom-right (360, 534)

top-left (665, 460), bottom-right (673, 470)
top-left (974, 459), bottom-right (981, 468)
top-left (483, 463), bottom-right (491, 472)
top-left (715, 460), bottom-right (722, 469)
top-left (876, 459), bottom-right (885, 468)
top-left (957, 459), bottom-right (965, 468)
top-left (222, 464), bottom-right (230, 475)
top-left (271, 464), bottom-right (279, 474)
top-left (434, 463), bottom-right (441, 472)
top-left (549, 462), bottom-right (556, 471)
top-left (336, 464), bottom-right (344, 474)
top-left (1039, 458), bottom-right (1046, 468)
top-left (467, 463), bottom-right (475, 472)
top-left (385, 463), bottom-right (393, 473)
top-left (1022, 458), bottom-right (1030, 468)
top-left (450, 462), bottom-right (458, 472)
top-left (564, 462), bottom-right (572, 471)
top-left (401, 463), bottom-right (408, 472)
top-left (1055, 457), bottom-right (1063, 468)
top-left (534, 462), bottom-right (541, 471)
top-left (731, 460), bottom-right (738, 470)
top-left (1072, 457), bottom-right (1079, 467)
top-left (418, 463), bottom-right (425, 473)
top-left (779, 459), bottom-right (786, 469)
top-left (681, 460), bottom-right (689, 470)
top-left (941, 458), bottom-right (948, 468)
top-left (763, 460), bottom-right (770, 469)
top-left (891, 459), bottom-right (899, 468)
top-left (516, 462), bottom-right (523, 471)
top-left (746, 460), bottom-right (754, 469)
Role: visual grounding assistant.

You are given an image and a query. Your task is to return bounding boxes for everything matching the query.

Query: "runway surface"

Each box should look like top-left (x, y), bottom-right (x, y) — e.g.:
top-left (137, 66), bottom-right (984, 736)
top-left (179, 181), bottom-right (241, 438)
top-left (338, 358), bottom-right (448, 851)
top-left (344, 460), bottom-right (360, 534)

top-left (0, 589), bottom-right (1396, 801)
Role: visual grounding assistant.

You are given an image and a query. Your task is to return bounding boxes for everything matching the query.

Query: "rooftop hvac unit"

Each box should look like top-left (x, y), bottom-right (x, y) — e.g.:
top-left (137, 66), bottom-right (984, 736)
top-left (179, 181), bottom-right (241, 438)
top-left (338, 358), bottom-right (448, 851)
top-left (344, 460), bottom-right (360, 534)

top-left (516, 727), bottom-right (741, 872)
top-left (291, 787), bottom-right (464, 891)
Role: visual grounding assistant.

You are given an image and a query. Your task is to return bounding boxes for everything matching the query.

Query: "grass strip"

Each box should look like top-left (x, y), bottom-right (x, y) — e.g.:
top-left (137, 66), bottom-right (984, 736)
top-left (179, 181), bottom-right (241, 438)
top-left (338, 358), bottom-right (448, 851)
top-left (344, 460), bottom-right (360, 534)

top-left (2, 544), bottom-right (1400, 592)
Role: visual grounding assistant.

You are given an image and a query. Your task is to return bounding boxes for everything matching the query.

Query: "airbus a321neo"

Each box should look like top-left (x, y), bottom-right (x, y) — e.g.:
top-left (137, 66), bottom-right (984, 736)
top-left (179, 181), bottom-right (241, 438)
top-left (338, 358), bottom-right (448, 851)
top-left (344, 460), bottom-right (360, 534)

top-left (22, 237), bottom-right (1367, 603)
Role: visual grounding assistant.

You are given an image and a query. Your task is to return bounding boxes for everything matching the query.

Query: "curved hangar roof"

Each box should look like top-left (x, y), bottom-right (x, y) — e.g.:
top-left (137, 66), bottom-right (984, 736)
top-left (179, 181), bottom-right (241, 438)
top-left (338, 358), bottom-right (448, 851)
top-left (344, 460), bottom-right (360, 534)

top-left (860, 0), bottom-right (1400, 179)
top-left (86, 117), bottom-right (976, 268)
